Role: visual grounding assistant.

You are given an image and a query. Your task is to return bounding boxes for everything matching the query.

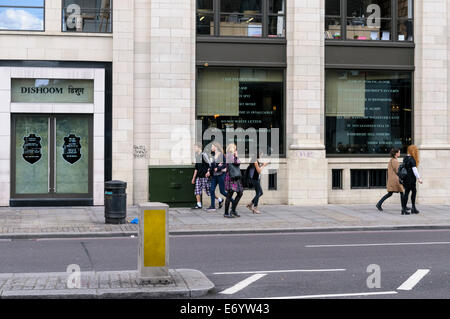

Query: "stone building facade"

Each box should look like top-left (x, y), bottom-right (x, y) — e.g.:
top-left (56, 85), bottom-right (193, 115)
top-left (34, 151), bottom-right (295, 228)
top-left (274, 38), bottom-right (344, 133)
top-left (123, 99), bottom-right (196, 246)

top-left (0, 0), bottom-right (448, 207)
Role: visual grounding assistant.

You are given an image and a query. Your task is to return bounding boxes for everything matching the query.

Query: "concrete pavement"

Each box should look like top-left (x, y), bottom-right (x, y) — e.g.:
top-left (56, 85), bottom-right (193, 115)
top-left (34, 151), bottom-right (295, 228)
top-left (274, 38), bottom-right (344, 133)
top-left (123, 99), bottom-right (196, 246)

top-left (0, 269), bottom-right (214, 299)
top-left (0, 204), bottom-right (450, 238)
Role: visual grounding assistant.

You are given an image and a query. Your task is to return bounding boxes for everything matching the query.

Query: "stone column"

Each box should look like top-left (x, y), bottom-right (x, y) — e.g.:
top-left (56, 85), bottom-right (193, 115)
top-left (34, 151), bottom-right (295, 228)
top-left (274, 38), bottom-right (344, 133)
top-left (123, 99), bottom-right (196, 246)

top-left (286, 0), bottom-right (328, 205)
top-left (415, 0), bottom-right (450, 204)
top-left (112, 0), bottom-right (135, 203)
top-left (148, 0), bottom-right (196, 167)
top-left (133, 0), bottom-right (152, 204)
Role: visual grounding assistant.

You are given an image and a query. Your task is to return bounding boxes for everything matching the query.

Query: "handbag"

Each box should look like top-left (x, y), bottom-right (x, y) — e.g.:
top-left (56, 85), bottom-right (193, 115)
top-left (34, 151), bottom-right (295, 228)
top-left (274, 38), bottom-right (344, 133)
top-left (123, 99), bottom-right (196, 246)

top-left (228, 163), bottom-right (242, 180)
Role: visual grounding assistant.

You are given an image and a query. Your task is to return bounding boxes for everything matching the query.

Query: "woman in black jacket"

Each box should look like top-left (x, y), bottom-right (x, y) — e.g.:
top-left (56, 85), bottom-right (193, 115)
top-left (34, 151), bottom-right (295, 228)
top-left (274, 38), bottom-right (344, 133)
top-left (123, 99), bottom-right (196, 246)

top-left (402, 145), bottom-right (423, 215)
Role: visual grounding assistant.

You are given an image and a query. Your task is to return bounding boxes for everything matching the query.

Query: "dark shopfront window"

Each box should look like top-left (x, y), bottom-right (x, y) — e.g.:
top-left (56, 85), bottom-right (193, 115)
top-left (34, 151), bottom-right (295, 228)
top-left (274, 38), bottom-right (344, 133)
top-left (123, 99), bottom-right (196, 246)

top-left (325, 70), bottom-right (412, 155)
top-left (0, 0), bottom-right (44, 31)
top-left (325, 0), bottom-right (413, 41)
top-left (197, 67), bottom-right (284, 157)
top-left (197, 0), bottom-right (285, 38)
top-left (62, 0), bottom-right (112, 33)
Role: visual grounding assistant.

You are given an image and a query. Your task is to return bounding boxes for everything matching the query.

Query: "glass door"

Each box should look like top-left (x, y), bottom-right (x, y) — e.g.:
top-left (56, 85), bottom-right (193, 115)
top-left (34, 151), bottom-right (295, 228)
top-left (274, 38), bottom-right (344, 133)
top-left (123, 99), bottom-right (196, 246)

top-left (12, 114), bottom-right (93, 200)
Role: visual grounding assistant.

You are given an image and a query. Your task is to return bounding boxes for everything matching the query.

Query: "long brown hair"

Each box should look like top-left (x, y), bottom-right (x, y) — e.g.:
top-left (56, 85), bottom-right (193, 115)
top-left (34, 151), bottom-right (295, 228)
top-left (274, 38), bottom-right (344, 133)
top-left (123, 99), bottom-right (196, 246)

top-left (407, 145), bottom-right (420, 167)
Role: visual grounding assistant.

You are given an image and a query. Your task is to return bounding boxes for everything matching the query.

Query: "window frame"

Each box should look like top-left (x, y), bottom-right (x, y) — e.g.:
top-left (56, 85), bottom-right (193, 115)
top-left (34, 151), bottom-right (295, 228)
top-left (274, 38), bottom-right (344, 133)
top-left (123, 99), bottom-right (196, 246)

top-left (0, 0), bottom-right (46, 32)
top-left (61, 0), bottom-right (113, 34)
top-left (195, 66), bottom-right (287, 158)
top-left (325, 0), bottom-right (414, 43)
top-left (197, 0), bottom-right (286, 39)
top-left (324, 68), bottom-right (414, 158)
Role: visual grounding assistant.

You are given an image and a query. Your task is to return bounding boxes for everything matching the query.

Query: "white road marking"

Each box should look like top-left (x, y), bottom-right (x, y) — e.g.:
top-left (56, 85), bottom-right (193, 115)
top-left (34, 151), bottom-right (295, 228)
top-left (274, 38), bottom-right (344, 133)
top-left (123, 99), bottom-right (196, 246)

top-left (220, 274), bottom-right (267, 295)
top-left (397, 269), bottom-right (430, 291)
top-left (254, 291), bottom-right (398, 299)
top-left (214, 269), bottom-right (346, 275)
top-left (306, 242), bottom-right (450, 248)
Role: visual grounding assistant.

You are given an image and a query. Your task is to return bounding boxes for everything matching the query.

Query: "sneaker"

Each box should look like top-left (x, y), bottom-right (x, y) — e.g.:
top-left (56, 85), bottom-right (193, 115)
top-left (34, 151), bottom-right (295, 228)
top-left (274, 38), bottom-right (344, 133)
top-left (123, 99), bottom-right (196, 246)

top-left (218, 198), bottom-right (224, 209)
top-left (231, 211), bottom-right (240, 217)
top-left (207, 207), bottom-right (216, 212)
top-left (224, 213), bottom-right (234, 218)
top-left (192, 204), bottom-right (202, 209)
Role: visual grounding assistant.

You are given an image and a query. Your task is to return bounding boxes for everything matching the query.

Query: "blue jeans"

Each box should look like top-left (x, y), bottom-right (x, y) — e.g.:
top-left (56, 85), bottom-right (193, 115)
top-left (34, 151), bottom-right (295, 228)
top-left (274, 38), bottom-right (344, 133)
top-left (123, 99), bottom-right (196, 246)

top-left (210, 174), bottom-right (228, 208)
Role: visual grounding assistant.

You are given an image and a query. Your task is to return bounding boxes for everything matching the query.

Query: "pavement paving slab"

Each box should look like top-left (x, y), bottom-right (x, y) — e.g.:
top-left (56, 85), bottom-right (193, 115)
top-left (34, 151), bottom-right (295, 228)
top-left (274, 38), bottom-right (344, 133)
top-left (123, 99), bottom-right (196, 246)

top-left (0, 204), bottom-right (449, 238)
top-left (0, 269), bottom-right (214, 299)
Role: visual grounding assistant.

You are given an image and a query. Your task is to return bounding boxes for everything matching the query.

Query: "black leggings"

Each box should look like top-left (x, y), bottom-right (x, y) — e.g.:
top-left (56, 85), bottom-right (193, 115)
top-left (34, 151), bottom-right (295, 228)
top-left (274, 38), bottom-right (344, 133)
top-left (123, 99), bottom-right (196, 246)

top-left (377, 191), bottom-right (404, 207)
top-left (225, 190), bottom-right (243, 214)
top-left (403, 185), bottom-right (417, 208)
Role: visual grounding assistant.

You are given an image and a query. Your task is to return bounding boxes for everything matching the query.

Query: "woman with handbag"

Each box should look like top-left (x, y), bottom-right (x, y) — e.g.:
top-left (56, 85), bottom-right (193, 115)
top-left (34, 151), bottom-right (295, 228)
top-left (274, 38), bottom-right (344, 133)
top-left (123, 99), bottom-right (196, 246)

top-left (402, 145), bottom-right (423, 215)
top-left (224, 143), bottom-right (243, 218)
top-left (376, 148), bottom-right (407, 213)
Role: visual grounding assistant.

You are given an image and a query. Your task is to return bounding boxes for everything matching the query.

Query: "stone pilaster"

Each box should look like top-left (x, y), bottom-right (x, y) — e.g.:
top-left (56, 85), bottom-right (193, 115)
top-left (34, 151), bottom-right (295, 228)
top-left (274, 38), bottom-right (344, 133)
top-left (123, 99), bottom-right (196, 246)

top-left (415, 0), bottom-right (450, 204)
top-left (286, 0), bottom-right (328, 205)
top-left (112, 0), bottom-right (135, 203)
top-left (148, 0), bottom-right (196, 168)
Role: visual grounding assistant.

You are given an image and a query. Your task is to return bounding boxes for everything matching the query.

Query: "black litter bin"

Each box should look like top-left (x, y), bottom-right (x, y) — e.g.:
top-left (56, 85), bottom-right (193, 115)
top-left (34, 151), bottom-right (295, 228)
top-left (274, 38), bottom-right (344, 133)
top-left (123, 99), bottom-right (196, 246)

top-left (104, 180), bottom-right (127, 224)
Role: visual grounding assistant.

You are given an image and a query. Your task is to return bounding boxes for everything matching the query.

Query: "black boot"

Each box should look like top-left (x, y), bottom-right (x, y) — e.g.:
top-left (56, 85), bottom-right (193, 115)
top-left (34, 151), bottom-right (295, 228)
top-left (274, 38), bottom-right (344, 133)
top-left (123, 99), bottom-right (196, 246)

top-left (401, 208), bottom-right (410, 215)
top-left (376, 202), bottom-right (383, 212)
top-left (411, 205), bottom-right (420, 214)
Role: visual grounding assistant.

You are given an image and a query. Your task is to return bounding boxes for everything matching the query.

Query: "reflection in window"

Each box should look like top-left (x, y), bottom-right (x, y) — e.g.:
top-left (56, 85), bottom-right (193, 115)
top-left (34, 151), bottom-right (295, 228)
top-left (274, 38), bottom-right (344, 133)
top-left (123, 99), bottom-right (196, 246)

top-left (325, 70), bottom-right (412, 155)
top-left (0, 0), bottom-right (44, 31)
top-left (62, 0), bottom-right (112, 33)
top-left (347, 0), bottom-right (391, 40)
top-left (324, 0), bottom-right (414, 42)
top-left (397, 0), bottom-right (413, 41)
top-left (197, 0), bottom-right (285, 38)
top-left (197, 67), bottom-right (284, 156)
top-left (325, 0), bottom-right (341, 39)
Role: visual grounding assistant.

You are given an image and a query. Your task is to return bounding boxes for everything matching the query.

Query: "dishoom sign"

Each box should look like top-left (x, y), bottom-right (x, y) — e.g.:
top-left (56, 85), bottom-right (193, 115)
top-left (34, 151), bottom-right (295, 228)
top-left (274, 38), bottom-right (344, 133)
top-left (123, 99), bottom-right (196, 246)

top-left (11, 79), bottom-right (94, 103)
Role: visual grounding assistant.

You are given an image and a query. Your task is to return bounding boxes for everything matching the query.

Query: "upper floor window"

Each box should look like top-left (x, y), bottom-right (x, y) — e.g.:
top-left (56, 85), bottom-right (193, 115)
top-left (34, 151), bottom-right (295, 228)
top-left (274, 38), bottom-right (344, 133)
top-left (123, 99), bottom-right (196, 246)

top-left (62, 0), bottom-right (111, 33)
top-left (0, 0), bottom-right (45, 31)
top-left (197, 0), bottom-right (285, 38)
top-left (325, 0), bottom-right (413, 42)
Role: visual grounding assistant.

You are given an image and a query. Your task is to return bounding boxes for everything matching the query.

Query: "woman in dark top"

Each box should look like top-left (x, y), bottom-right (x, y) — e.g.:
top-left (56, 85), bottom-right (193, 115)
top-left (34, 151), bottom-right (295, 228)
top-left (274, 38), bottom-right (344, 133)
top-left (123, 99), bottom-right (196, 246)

top-left (402, 145), bottom-right (423, 215)
top-left (246, 153), bottom-right (268, 214)
top-left (224, 143), bottom-right (243, 218)
top-left (207, 142), bottom-right (227, 211)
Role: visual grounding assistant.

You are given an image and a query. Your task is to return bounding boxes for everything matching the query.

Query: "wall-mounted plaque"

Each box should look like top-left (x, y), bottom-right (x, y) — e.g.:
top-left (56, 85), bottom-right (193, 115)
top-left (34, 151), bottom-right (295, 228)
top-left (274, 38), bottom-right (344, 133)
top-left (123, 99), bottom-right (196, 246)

top-left (23, 134), bottom-right (42, 164)
top-left (63, 134), bottom-right (82, 164)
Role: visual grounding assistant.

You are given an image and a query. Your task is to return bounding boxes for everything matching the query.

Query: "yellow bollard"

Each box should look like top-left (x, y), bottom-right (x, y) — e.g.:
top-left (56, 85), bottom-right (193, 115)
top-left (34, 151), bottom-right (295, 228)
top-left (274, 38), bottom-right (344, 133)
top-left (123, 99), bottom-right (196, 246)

top-left (138, 202), bottom-right (172, 284)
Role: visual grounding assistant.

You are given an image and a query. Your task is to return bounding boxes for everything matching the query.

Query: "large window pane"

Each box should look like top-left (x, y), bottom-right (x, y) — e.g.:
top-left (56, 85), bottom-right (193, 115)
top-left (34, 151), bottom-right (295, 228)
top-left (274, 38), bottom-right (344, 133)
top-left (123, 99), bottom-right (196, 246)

top-left (0, 0), bottom-right (44, 31)
top-left (62, 0), bottom-right (112, 33)
top-left (220, 14), bottom-right (262, 37)
top-left (221, 0), bottom-right (262, 13)
top-left (397, 18), bottom-right (413, 41)
top-left (326, 70), bottom-right (412, 155)
top-left (197, 68), bottom-right (284, 157)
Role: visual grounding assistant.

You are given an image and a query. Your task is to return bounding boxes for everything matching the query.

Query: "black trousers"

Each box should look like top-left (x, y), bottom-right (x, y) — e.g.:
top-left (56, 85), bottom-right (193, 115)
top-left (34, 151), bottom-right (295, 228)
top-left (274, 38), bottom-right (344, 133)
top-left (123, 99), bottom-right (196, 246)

top-left (377, 192), bottom-right (404, 207)
top-left (403, 184), bottom-right (417, 209)
top-left (250, 179), bottom-right (263, 207)
top-left (225, 190), bottom-right (243, 214)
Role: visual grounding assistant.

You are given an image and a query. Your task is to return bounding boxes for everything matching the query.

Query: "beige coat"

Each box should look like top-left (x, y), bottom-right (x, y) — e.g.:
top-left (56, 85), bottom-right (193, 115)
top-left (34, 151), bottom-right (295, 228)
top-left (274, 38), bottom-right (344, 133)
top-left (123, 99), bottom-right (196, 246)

top-left (387, 158), bottom-right (404, 193)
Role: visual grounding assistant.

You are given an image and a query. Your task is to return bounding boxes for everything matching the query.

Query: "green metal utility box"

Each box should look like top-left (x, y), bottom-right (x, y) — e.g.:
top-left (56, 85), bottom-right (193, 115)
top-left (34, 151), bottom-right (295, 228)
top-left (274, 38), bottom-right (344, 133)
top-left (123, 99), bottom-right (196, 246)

top-left (148, 166), bottom-right (196, 207)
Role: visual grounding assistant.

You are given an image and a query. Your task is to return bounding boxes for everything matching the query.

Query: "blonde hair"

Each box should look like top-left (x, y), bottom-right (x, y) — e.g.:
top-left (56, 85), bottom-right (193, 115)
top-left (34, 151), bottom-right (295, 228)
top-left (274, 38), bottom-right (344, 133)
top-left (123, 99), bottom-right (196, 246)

top-left (212, 141), bottom-right (224, 155)
top-left (226, 143), bottom-right (236, 154)
top-left (407, 145), bottom-right (420, 167)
